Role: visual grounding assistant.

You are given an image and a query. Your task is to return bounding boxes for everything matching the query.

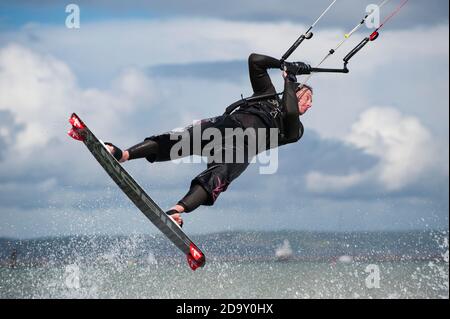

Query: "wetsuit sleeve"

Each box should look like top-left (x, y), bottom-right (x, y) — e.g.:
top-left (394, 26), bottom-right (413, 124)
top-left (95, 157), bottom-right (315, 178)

top-left (248, 53), bottom-right (282, 96)
top-left (280, 80), bottom-right (302, 144)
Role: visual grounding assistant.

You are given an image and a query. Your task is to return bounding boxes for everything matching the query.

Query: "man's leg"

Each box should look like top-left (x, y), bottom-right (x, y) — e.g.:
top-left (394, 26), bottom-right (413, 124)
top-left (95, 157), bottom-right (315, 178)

top-left (169, 161), bottom-right (250, 227)
top-left (105, 125), bottom-right (205, 226)
top-left (106, 115), bottom-right (231, 163)
top-left (168, 115), bottom-right (254, 224)
top-left (166, 184), bottom-right (209, 226)
top-left (106, 134), bottom-right (176, 163)
top-left (106, 115), bottom-right (247, 226)
top-left (105, 136), bottom-right (190, 226)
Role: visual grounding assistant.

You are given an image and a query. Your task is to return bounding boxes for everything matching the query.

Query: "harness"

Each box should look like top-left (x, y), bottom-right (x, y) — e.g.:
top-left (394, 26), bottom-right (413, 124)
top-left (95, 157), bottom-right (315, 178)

top-left (224, 93), bottom-right (286, 142)
top-left (266, 98), bottom-right (283, 119)
top-left (223, 92), bottom-right (283, 116)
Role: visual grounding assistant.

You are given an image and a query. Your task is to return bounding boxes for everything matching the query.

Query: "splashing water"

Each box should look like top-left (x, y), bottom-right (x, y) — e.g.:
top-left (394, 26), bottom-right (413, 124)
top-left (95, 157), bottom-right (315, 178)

top-left (1, 231), bottom-right (448, 299)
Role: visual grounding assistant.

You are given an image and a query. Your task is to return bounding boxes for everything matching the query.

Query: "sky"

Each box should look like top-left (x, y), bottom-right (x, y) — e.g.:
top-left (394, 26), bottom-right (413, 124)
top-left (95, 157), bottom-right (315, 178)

top-left (0, 0), bottom-right (448, 238)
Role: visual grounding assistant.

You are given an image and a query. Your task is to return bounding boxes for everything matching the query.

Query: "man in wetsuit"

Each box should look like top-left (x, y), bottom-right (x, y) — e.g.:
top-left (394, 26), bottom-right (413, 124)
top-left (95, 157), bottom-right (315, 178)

top-left (106, 53), bottom-right (313, 227)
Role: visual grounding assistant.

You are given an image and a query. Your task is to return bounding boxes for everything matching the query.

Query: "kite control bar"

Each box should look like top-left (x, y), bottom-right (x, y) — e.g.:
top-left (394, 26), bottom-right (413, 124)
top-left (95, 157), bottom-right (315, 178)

top-left (289, 0), bottom-right (409, 88)
top-left (281, 31), bottom-right (313, 63)
top-left (280, 0), bottom-right (337, 63)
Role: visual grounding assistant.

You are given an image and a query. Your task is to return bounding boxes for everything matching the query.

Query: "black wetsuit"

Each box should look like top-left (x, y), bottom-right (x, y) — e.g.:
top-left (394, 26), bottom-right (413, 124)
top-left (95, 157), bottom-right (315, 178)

top-left (126, 53), bottom-right (304, 212)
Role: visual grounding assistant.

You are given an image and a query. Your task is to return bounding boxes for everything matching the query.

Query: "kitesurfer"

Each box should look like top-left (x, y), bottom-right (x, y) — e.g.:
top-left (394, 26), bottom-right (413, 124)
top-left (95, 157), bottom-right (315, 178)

top-left (106, 53), bottom-right (313, 227)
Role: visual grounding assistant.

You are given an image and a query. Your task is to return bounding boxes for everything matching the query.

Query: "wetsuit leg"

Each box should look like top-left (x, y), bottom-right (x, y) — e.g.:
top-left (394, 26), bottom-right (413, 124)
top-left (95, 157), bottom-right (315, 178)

top-left (127, 128), bottom-right (195, 163)
top-left (128, 116), bottom-right (225, 163)
top-left (179, 114), bottom-right (253, 209)
top-left (127, 139), bottom-right (159, 162)
top-left (177, 184), bottom-right (210, 213)
top-left (190, 162), bottom-right (250, 206)
top-left (129, 115), bottom-right (252, 212)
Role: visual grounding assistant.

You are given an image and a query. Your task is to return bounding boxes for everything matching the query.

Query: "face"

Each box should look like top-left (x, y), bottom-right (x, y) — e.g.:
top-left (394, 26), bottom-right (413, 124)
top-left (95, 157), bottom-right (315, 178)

top-left (296, 88), bottom-right (313, 115)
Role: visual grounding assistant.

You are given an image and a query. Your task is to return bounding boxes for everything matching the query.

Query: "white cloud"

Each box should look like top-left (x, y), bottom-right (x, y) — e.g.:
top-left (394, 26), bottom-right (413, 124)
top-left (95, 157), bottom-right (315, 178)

top-left (1, 19), bottom-right (448, 141)
top-left (0, 44), bottom-right (157, 155)
top-left (306, 171), bottom-right (366, 193)
top-left (0, 44), bottom-right (75, 151)
top-left (306, 107), bottom-right (449, 193)
top-left (3, 19), bottom-right (445, 88)
top-left (346, 107), bottom-right (445, 190)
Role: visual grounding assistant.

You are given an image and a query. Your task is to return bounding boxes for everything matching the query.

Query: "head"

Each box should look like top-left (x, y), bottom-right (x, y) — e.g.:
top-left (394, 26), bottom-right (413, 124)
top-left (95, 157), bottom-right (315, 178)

top-left (296, 84), bottom-right (313, 115)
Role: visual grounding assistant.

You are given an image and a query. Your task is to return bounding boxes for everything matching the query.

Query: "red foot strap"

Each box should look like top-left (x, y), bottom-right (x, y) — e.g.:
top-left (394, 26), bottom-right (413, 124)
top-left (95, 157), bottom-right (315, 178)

top-left (186, 244), bottom-right (205, 271)
top-left (69, 113), bottom-right (86, 129)
top-left (68, 128), bottom-right (84, 141)
top-left (68, 113), bottom-right (86, 141)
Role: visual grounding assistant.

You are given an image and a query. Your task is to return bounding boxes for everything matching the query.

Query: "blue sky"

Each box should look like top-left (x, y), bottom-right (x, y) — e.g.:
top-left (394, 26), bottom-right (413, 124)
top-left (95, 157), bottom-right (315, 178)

top-left (0, 0), bottom-right (448, 238)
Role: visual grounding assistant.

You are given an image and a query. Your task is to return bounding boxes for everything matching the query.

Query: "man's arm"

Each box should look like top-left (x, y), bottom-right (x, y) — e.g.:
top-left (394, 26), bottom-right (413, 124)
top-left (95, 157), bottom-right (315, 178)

top-left (280, 79), bottom-right (302, 144)
top-left (248, 53), bottom-right (281, 96)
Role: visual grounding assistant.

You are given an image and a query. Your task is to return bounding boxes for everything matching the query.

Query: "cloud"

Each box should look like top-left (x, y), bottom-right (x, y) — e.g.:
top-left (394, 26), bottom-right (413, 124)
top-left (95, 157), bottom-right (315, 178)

top-left (0, 44), bottom-right (187, 212)
top-left (306, 172), bottom-right (366, 193)
top-left (1, 17), bottom-right (448, 131)
top-left (347, 107), bottom-right (446, 190)
top-left (148, 60), bottom-right (248, 82)
top-left (0, 44), bottom-right (75, 151)
top-left (0, 44), bottom-right (157, 154)
top-left (2, 18), bottom-right (443, 87)
top-left (2, 0), bottom-right (447, 29)
top-left (0, 110), bottom-right (25, 161)
top-left (0, 44), bottom-right (240, 234)
top-left (306, 107), bottom-right (449, 194)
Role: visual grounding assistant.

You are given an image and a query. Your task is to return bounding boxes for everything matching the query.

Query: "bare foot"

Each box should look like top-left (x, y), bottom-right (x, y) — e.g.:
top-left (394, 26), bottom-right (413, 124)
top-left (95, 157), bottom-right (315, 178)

top-left (105, 145), bottom-right (129, 163)
top-left (169, 213), bottom-right (184, 227)
top-left (106, 144), bottom-right (115, 154)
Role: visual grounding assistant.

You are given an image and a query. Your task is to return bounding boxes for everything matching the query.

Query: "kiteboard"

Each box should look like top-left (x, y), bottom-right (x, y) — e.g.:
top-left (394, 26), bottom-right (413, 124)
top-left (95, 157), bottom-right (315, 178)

top-left (67, 113), bottom-right (205, 271)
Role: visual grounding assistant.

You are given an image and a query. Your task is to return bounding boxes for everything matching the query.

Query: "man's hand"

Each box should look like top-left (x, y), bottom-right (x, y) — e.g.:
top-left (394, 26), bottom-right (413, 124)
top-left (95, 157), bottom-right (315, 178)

top-left (169, 213), bottom-right (184, 228)
top-left (166, 207), bottom-right (185, 227)
top-left (281, 61), bottom-right (312, 76)
top-left (282, 70), bottom-right (297, 83)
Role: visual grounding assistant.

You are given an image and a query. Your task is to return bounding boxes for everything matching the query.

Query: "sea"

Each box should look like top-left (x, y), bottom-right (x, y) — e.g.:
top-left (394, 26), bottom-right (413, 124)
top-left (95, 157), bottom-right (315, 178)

top-left (0, 230), bottom-right (448, 299)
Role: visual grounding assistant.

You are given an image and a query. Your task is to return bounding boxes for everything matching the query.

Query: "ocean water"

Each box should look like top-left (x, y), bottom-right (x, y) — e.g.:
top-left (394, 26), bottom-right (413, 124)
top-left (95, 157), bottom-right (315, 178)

top-left (1, 260), bottom-right (448, 299)
top-left (1, 231), bottom-right (448, 299)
